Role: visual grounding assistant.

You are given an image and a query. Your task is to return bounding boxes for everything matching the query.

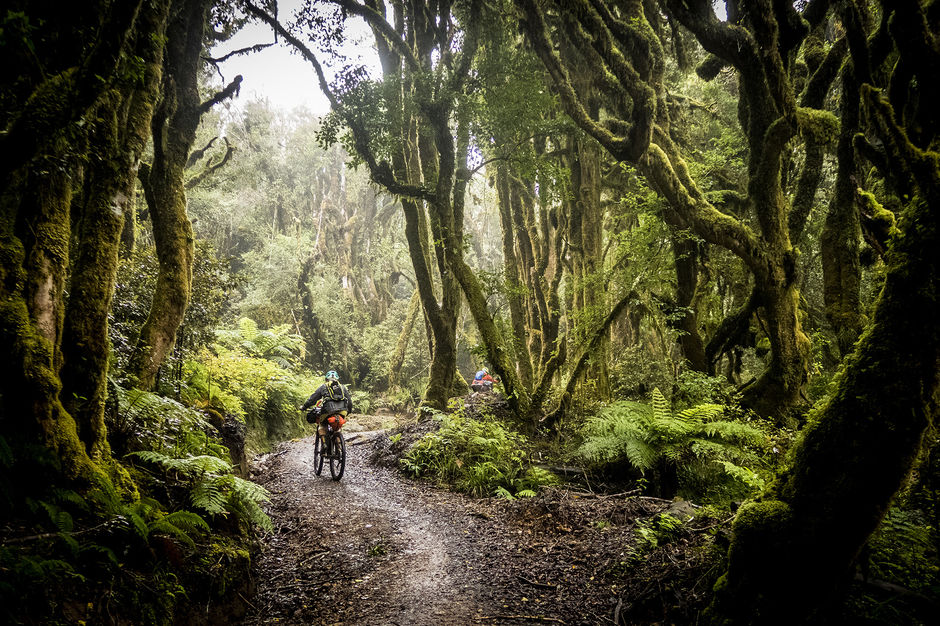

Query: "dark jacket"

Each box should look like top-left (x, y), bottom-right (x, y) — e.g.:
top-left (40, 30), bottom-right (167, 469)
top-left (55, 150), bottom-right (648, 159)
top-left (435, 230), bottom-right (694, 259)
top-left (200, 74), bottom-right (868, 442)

top-left (302, 381), bottom-right (353, 415)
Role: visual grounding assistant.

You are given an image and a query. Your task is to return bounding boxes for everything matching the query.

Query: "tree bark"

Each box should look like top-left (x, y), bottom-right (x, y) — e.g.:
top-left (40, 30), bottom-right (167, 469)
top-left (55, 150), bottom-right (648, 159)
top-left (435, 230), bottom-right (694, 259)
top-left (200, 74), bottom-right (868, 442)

top-left (128, 0), bottom-right (219, 389)
top-left (822, 65), bottom-right (865, 355)
top-left (672, 234), bottom-right (707, 372)
top-left (708, 89), bottom-right (940, 624)
top-left (61, 0), bottom-right (170, 460)
top-left (495, 165), bottom-right (534, 387)
top-left (566, 134), bottom-right (611, 398)
top-left (0, 0), bottom-right (143, 483)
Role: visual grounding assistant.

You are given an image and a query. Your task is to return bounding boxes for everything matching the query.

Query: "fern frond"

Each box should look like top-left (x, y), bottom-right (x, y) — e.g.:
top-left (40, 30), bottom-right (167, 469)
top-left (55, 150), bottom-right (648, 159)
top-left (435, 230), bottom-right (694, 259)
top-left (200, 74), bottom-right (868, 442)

top-left (57, 532), bottom-right (80, 556)
top-left (190, 478), bottom-right (227, 515)
top-left (718, 461), bottom-right (765, 489)
top-left (238, 317), bottom-right (259, 341)
top-left (228, 475), bottom-right (271, 504)
top-left (678, 403), bottom-right (725, 422)
top-left (651, 388), bottom-right (671, 421)
top-left (79, 543), bottom-right (119, 566)
top-left (161, 510), bottom-right (210, 533)
top-left (54, 510), bottom-right (74, 533)
top-left (148, 520), bottom-right (196, 550)
top-left (51, 488), bottom-right (88, 512)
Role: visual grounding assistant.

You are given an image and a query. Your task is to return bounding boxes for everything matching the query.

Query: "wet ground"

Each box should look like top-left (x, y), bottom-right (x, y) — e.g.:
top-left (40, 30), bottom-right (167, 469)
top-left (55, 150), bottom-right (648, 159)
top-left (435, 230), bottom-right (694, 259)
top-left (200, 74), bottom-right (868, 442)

top-left (241, 418), bottom-right (722, 625)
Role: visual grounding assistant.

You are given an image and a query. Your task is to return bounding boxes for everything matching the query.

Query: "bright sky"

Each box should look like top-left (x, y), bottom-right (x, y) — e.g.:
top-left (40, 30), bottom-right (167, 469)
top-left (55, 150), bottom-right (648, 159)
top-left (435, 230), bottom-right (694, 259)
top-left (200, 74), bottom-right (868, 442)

top-left (211, 1), bottom-right (377, 115)
top-left (212, 1), bottom-right (727, 114)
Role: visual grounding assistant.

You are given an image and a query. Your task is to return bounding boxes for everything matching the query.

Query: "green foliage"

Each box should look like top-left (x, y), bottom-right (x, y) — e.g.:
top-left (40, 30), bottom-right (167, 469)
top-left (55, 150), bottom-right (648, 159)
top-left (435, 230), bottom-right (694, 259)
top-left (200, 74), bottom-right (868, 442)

top-left (401, 408), bottom-right (557, 497)
top-left (607, 513), bottom-right (689, 577)
top-left (110, 385), bottom-right (229, 458)
top-left (179, 318), bottom-right (316, 452)
top-left (632, 513), bottom-right (685, 557)
top-left (111, 240), bottom-right (237, 371)
top-left (128, 450), bottom-right (272, 534)
top-left (866, 508), bottom-right (938, 593)
top-left (213, 317), bottom-right (304, 368)
top-left (351, 389), bottom-right (371, 415)
top-left (579, 389), bottom-right (768, 502)
top-left (672, 369), bottom-right (738, 409)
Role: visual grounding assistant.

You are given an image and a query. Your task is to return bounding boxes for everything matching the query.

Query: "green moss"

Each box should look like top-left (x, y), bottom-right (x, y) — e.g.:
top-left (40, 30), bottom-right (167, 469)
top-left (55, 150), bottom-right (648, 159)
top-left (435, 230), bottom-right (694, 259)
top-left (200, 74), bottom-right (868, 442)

top-left (857, 189), bottom-right (899, 237)
top-left (796, 107), bottom-right (839, 146)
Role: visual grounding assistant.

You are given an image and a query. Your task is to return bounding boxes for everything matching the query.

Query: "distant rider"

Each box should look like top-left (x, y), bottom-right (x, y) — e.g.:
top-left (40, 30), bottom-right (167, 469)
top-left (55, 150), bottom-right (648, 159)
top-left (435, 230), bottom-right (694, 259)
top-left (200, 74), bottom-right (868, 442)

top-left (470, 367), bottom-right (496, 393)
top-left (301, 370), bottom-right (353, 436)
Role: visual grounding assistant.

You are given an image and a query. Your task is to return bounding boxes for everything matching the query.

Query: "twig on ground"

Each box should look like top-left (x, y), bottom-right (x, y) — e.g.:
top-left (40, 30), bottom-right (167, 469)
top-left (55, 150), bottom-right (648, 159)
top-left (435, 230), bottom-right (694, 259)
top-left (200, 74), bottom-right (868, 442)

top-left (613, 596), bottom-right (623, 624)
top-left (475, 616), bottom-right (566, 624)
top-left (518, 575), bottom-right (556, 589)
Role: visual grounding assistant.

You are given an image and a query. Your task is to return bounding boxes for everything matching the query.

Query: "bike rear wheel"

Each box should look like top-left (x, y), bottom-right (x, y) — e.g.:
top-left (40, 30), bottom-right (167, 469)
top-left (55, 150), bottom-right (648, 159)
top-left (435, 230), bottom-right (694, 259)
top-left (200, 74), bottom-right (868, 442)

top-left (313, 431), bottom-right (325, 476)
top-left (329, 431), bottom-right (346, 481)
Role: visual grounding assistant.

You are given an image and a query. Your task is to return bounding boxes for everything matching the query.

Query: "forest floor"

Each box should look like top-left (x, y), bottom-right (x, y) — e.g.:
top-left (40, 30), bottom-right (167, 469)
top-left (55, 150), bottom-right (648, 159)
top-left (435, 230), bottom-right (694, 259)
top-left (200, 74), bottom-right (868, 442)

top-left (240, 413), bottom-right (724, 625)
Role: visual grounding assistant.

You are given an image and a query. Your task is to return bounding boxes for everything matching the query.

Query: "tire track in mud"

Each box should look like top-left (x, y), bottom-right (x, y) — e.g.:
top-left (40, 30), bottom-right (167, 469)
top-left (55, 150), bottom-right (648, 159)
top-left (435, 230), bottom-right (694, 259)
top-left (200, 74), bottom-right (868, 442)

top-left (242, 432), bottom-right (482, 625)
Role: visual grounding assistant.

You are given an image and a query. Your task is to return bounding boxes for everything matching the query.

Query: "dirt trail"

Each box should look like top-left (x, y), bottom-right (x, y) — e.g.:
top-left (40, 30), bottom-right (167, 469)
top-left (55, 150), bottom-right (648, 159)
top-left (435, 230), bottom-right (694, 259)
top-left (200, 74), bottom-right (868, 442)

top-left (241, 421), bottom-right (709, 625)
top-left (243, 431), bottom-right (484, 625)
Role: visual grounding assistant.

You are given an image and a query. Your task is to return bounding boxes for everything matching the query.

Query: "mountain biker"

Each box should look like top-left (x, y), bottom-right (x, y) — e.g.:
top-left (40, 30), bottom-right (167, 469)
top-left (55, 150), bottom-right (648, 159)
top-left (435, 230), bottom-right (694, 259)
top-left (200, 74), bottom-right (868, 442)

top-left (301, 370), bottom-right (353, 436)
top-left (470, 367), bottom-right (496, 392)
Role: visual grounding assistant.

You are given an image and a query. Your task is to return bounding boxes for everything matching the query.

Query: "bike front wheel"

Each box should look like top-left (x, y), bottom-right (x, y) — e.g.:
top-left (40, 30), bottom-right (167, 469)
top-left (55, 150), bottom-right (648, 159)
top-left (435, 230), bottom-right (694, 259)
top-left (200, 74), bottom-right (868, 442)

top-left (313, 432), bottom-right (325, 476)
top-left (329, 431), bottom-right (346, 481)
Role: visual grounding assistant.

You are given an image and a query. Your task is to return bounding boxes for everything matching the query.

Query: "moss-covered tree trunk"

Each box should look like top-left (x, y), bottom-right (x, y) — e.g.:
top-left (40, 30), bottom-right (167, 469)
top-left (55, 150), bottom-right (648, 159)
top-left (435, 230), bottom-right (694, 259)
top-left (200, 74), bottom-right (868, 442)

top-left (61, 0), bottom-right (170, 459)
top-left (821, 64), bottom-right (865, 355)
top-left (0, 0), bottom-right (143, 482)
top-left (128, 0), bottom-right (212, 390)
top-left (495, 164), bottom-right (535, 388)
top-left (517, 0), bottom-right (829, 417)
top-left (672, 234), bottom-right (707, 372)
top-left (708, 87), bottom-right (939, 624)
top-left (388, 288), bottom-right (421, 389)
top-left (567, 135), bottom-right (610, 398)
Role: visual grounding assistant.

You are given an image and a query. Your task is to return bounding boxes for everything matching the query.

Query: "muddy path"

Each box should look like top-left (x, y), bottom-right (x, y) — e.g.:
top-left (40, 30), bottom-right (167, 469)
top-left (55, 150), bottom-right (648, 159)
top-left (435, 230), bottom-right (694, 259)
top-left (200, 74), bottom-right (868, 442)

top-left (241, 422), bottom-right (717, 625)
top-left (242, 431), bottom-right (486, 625)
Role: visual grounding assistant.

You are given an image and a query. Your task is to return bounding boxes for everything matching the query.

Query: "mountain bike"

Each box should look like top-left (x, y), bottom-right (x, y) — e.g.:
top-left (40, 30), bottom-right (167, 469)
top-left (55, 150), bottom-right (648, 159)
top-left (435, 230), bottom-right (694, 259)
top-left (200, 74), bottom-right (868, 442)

top-left (308, 409), bottom-right (346, 481)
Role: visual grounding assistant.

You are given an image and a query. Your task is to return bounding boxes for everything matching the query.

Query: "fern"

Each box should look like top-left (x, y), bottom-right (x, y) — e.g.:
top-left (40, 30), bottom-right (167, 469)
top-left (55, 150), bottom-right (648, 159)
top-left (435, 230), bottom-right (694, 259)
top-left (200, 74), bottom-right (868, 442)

top-left (190, 479), bottom-right (227, 515)
top-left (148, 511), bottom-right (210, 549)
top-left (402, 408), bottom-right (556, 498)
top-left (579, 389), bottom-right (768, 501)
top-left (128, 450), bottom-right (272, 532)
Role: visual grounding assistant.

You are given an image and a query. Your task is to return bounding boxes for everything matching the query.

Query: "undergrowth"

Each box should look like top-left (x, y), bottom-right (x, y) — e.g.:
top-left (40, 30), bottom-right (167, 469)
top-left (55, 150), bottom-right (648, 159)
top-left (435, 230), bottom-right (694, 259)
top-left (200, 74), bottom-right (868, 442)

top-left (400, 404), bottom-right (557, 498)
top-left (579, 388), bottom-right (768, 502)
top-left (0, 385), bottom-right (269, 624)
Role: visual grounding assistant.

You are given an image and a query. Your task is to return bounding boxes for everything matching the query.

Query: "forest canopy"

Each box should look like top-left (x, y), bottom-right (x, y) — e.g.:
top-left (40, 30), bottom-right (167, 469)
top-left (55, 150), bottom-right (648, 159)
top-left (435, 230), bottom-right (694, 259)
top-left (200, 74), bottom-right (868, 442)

top-left (0, 0), bottom-right (937, 624)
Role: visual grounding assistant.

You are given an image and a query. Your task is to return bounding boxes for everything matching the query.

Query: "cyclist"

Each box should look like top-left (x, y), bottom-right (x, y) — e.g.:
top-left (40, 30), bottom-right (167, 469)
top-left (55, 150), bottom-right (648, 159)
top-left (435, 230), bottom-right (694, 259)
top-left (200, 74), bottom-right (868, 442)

top-left (301, 370), bottom-right (353, 439)
top-left (470, 367), bottom-right (496, 393)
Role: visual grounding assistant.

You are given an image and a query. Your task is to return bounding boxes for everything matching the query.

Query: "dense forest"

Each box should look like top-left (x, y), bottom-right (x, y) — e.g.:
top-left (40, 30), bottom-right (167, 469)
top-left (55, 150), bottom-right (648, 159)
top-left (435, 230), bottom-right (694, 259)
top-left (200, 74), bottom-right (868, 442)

top-left (1, 0), bottom-right (937, 624)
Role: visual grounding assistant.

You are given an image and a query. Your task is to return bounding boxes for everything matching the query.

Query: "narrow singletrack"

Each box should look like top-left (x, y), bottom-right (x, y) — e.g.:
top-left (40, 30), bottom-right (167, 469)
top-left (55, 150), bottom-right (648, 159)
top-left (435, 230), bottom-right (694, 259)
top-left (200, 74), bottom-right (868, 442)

top-left (243, 432), bottom-right (483, 625)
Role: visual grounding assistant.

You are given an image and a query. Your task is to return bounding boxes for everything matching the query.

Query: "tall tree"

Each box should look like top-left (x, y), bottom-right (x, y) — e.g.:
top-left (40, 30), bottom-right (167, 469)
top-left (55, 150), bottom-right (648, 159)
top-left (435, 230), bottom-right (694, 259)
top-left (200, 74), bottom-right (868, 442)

top-left (515, 0), bottom-right (848, 417)
top-left (129, 0), bottom-right (242, 389)
top-left (0, 0), bottom-right (149, 480)
top-left (60, 0), bottom-right (173, 460)
top-left (245, 0), bottom-right (481, 409)
top-left (707, 1), bottom-right (940, 620)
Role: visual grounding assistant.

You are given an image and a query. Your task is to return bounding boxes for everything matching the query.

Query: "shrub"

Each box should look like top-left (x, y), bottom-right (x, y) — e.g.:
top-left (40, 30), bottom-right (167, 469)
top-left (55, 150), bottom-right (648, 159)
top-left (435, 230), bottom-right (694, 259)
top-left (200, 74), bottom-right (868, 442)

top-left (401, 408), bottom-right (557, 497)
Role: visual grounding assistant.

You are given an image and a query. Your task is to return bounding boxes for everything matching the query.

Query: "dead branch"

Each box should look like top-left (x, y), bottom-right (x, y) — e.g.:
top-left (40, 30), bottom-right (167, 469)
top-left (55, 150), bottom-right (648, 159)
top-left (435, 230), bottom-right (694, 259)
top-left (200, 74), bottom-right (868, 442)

top-left (475, 615), bottom-right (566, 624)
top-left (518, 575), bottom-right (556, 589)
